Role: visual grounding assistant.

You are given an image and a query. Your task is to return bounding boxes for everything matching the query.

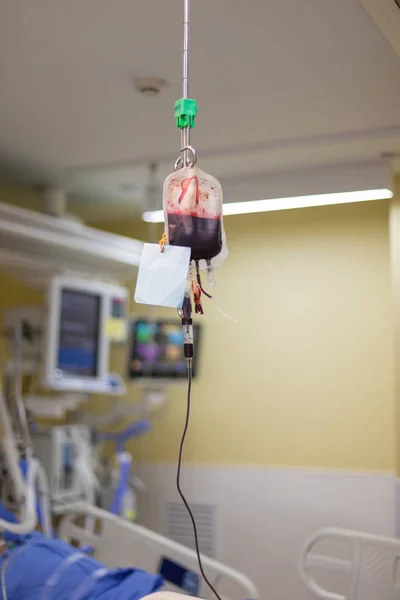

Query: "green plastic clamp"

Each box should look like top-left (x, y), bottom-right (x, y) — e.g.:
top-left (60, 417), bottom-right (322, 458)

top-left (174, 98), bottom-right (198, 129)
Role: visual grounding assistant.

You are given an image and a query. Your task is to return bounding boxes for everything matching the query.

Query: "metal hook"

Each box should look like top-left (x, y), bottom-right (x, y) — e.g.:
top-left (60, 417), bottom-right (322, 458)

top-left (174, 145), bottom-right (197, 171)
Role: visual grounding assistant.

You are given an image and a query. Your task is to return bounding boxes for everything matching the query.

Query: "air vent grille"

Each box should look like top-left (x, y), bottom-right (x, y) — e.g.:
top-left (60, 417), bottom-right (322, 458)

top-left (166, 502), bottom-right (216, 558)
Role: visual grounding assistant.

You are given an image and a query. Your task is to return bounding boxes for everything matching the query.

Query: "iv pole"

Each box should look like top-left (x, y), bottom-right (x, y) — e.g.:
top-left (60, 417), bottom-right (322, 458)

top-left (172, 6), bottom-right (225, 599)
top-left (175, 0), bottom-right (197, 173)
top-left (182, 0), bottom-right (189, 169)
top-left (177, 0), bottom-right (196, 361)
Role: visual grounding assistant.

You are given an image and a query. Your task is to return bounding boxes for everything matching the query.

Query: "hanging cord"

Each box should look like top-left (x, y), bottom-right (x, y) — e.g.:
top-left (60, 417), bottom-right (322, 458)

top-left (176, 360), bottom-right (222, 600)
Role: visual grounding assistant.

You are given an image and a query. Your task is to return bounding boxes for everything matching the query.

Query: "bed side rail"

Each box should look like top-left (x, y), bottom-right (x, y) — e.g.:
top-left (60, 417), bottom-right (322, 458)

top-left (57, 503), bottom-right (259, 600)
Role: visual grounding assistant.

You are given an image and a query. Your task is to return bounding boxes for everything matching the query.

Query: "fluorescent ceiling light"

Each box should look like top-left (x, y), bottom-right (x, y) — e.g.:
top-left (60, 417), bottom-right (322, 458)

top-left (142, 188), bottom-right (393, 223)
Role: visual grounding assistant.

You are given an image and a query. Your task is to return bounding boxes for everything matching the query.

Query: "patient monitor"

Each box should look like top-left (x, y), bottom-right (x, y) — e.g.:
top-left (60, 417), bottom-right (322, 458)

top-left (44, 275), bottom-right (128, 394)
top-left (4, 274), bottom-right (128, 398)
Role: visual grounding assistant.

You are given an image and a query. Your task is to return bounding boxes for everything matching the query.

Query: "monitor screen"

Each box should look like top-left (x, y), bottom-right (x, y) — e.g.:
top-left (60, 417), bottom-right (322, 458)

top-left (128, 319), bottom-right (200, 379)
top-left (57, 289), bottom-right (101, 378)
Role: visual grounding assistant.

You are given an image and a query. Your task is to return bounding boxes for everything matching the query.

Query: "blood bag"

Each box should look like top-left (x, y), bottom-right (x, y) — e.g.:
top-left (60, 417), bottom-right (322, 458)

top-left (163, 166), bottom-right (228, 270)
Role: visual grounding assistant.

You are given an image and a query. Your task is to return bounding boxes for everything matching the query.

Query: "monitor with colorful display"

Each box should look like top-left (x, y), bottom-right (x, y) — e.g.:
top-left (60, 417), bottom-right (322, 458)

top-left (44, 275), bottom-right (128, 394)
top-left (128, 319), bottom-right (200, 379)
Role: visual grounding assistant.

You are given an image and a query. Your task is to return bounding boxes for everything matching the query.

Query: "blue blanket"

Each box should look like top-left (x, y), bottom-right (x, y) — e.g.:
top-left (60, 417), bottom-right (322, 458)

top-left (0, 531), bottom-right (163, 600)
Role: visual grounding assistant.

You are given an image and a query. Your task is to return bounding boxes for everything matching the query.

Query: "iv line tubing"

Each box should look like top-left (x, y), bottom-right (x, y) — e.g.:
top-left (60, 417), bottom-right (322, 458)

top-left (13, 324), bottom-right (31, 455)
top-left (0, 458), bottom-right (37, 534)
top-left (1, 556), bottom-right (9, 600)
top-left (176, 360), bottom-right (222, 600)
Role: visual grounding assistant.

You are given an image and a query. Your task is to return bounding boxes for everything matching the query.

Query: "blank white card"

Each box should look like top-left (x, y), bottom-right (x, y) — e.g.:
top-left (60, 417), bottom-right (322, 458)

top-left (134, 243), bottom-right (191, 308)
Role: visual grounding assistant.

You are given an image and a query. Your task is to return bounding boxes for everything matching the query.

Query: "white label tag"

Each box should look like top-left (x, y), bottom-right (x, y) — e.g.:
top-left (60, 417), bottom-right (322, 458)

top-left (134, 243), bottom-right (191, 308)
top-left (183, 324), bottom-right (193, 344)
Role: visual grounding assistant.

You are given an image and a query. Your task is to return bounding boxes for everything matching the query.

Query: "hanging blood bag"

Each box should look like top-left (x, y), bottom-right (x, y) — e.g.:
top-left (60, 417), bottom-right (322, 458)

top-left (163, 166), bottom-right (228, 269)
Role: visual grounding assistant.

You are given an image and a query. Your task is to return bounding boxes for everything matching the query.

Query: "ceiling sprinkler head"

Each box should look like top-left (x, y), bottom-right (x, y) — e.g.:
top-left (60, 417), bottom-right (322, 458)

top-left (134, 77), bottom-right (168, 97)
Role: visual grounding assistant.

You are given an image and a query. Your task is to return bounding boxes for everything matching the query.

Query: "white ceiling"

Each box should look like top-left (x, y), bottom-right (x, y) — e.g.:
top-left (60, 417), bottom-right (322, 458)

top-left (1, 0), bottom-right (400, 219)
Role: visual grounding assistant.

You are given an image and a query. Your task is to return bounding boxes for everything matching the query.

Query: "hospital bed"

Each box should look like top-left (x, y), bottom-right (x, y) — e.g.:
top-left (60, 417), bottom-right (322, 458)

top-left (57, 503), bottom-right (260, 600)
top-left (59, 508), bottom-right (400, 600)
top-left (300, 527), bottom-right (400, 599)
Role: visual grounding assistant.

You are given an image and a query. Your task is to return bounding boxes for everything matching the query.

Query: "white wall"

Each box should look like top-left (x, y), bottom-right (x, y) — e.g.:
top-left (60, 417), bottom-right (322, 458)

top-left (136, 464), bottom-right (396, 600)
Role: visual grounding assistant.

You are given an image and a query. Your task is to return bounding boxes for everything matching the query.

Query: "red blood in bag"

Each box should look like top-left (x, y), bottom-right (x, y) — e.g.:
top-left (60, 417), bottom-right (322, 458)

top-left (167, 213), bottom-right (222, 262)
top-left (165, 171), bottom-right (223, 261)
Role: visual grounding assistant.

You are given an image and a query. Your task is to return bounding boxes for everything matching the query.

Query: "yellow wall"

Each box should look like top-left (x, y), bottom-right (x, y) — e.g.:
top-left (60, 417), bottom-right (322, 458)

top-left (0, 189), bottom-right (395, 471)
top-left (0, 275), bottom-right (42, 363)
top-left (389, 175), bottom-right (400, 476)
top-left (106, 201), bottom-right (395, 471)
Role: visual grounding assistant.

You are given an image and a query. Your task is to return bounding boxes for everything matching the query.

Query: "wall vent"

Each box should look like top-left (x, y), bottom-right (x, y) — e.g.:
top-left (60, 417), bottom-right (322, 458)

top-left (166, 502), bottom-right (217, 558)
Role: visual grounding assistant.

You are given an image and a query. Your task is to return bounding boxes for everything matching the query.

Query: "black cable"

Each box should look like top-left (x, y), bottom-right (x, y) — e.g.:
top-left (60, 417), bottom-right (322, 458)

top-left (176, 359), bottom-right (222, 600)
